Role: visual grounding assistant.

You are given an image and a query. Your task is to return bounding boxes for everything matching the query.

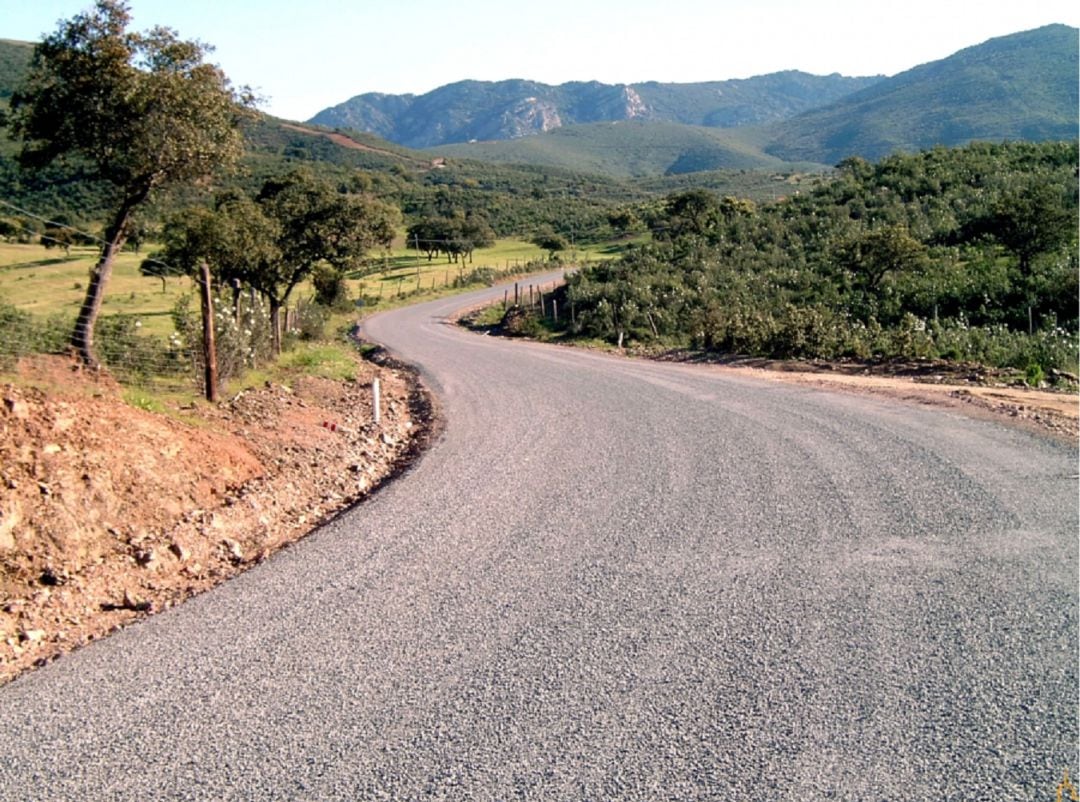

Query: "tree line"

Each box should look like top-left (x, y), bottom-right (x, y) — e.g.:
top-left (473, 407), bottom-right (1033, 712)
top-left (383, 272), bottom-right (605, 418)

top-left (5, 1), bottom-right (1077, 387)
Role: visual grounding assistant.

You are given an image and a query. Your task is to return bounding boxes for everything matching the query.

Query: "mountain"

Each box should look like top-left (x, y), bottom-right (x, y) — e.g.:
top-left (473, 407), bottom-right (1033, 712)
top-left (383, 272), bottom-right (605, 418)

top-left (765, 24), bottom-right (1079, 164)
top-left (309, 72), bottom-right (882, 149)
top-left (312, 25), bottom-right (1077, 169)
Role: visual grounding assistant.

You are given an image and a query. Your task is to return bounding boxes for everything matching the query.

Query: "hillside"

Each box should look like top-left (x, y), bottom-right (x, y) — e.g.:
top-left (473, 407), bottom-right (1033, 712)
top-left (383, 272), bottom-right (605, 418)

top-left (309, 25), bottom-right (1078, 174)
top-left (765, 24), bottom-right (1079, 164)
top-left (0, 39), bottom-right (32, 105)
top-left (431, 120), bottom-right (819, 178)
top-left (310, 73), bottom-right (881, 149)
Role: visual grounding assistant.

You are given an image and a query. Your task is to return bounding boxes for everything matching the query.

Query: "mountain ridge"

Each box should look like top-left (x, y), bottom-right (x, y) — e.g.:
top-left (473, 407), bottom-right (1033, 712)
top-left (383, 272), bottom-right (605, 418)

top-left (311, 24), bottom-right (1077, 168)
top-left (310, 71), bottom-right (883, 148)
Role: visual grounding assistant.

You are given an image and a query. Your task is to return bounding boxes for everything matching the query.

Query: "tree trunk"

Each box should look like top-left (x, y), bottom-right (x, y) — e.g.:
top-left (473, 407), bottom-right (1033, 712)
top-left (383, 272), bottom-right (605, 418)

top-left (231, 282), bottom-right (241, 322)
top-left (71, 196), bottom-right (142, 367)
top-left (269, 297), bottom-right (282, 356)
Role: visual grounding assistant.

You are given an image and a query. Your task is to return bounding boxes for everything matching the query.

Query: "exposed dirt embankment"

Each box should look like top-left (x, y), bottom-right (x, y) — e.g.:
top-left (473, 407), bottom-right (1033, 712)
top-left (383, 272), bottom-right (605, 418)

top-left (0, 349), bottom-right (436, 684)
top-left (652, 353), bottom-right (1080, 443)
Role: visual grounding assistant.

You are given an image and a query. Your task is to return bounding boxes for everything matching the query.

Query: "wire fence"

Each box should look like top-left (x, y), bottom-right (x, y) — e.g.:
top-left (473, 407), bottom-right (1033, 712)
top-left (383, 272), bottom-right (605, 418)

top-left (0, 287), bottom-right (337, 395)
top-left (2, 247), bottom-right (557, 399)
top-left (1, 302), bottom-right (199, 393)
top-left (2, 196), bottom-right (573, 398)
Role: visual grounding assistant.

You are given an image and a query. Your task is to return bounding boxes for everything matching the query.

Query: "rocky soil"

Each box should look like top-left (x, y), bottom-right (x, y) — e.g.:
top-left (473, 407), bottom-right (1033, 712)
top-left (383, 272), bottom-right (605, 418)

top-left (0, 347), bottom-right (436, 684)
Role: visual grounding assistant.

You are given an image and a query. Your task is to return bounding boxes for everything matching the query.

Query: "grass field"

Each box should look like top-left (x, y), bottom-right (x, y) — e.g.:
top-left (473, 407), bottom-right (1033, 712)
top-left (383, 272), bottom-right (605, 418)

top-left (0, 238), bottom-right (566, 330)
top-left (0, 236), bottom-right (618, 398)
top-left (346, 237), bottom-right (615, 303)
top-left (0, 243), bottom-right (195, 337)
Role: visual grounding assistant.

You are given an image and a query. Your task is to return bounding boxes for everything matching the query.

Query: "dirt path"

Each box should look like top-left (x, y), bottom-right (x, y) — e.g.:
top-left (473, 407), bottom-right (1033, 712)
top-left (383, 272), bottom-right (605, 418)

top-left (699, 360), bottom-right (1078, 443)
top-left (278, 123), bottom-right (431, 167)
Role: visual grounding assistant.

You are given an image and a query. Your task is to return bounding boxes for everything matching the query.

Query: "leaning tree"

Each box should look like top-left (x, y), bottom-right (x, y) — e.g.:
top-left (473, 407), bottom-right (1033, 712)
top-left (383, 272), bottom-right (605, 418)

top-left (9, 0), bottom-right (252, 366)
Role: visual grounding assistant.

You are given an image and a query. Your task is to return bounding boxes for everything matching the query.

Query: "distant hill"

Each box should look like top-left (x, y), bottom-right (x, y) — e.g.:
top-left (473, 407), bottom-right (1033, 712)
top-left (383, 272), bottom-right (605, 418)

top-left (0, 39), bottom-right (33, 104)
top-left (431, 120), bottom-right (818, 178)
top-left (309, 72), bottom-right (882, 149)
top-left (765, 24), bottom-right (1079, 164)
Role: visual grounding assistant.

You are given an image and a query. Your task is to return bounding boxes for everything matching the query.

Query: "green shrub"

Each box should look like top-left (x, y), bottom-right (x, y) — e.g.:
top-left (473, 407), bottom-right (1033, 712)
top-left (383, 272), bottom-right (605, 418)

top-left (172, 291), bottom-right (272, 393)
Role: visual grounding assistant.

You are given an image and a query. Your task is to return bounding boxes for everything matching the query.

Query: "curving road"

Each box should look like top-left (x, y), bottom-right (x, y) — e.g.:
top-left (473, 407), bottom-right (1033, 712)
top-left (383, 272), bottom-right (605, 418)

top-left (1, 274), bottom-right (1076, 800)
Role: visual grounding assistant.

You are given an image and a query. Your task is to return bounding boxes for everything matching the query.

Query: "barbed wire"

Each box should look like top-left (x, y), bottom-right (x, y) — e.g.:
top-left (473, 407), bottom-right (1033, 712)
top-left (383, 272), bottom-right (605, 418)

top-left (0, 197), bottom-right (109, 247)
top-left (0, 197), bottom-right (201, 287)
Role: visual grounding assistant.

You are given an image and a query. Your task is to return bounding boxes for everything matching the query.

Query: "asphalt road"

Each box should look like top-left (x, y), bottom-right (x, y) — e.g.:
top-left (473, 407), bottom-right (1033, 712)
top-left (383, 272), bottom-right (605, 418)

top-left (1, 274), bottom-right (1076, 800)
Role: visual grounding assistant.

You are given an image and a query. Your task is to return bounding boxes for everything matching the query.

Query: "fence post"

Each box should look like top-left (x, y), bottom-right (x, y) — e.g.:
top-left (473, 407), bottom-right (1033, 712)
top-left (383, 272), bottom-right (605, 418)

top-left (199, 260), bottom-right (218, 403)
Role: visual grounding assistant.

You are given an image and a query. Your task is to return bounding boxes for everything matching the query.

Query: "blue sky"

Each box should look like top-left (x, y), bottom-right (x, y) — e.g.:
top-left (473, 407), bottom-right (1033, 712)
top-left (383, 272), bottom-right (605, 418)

top-left (4, 0), bottom-right (1078, 122)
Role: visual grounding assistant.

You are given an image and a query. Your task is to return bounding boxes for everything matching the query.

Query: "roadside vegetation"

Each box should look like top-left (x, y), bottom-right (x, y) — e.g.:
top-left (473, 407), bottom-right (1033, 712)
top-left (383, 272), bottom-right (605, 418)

top-left (0, 2), bottom-right (599, 404)
top-left (494, 142), bottom-right (1079, 382)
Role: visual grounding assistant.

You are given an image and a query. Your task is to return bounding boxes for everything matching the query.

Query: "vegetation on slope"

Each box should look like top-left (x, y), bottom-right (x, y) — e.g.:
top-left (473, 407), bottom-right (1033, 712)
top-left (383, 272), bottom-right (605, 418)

top-left (309, 73), bottom-right (882, 148)
top-left (432, 121), bottom-right (815, 178)
top-left (766, 25), bottom-right (1079, 164)
top-left (549, 141), bottom-right (1078, 374)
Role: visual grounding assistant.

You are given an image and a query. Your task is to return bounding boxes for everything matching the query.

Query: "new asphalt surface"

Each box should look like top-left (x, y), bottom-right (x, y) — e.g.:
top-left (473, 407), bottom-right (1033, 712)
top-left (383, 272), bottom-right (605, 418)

top-left (1, 273), bottom-right (1076, 800)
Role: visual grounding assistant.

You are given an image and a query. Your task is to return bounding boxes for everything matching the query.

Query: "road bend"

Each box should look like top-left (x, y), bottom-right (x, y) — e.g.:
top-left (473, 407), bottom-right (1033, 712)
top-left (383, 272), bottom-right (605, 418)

top-left (0, 273), bottom-right (1076, 800)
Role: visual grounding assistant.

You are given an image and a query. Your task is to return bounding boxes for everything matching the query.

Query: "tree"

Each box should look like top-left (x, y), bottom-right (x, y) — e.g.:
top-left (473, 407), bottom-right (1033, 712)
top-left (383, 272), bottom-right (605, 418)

top-left (8, 0), bottom-right (252, 366)
top-left (139, 254), bottom-right (186, 293)
top-left (607, 208), bottom-right (642, 238)
top-left (458, 213), bottom-right (495, 262)
top-left (41, 225), bottom-right (76, 255)
top-left (311, 264), bottom-right (352, 310)
top-left (250, 170), bottom-right (399, 354)
top-left (125, 216), bottom-right (154, 254)
top-left (656, 189), bottom-right (722, 241)
top-left (406, 218), bottom-right (447, 262)
top-left (836, 224), bottom-right (928, 294)
top-left (963, 177), bottom-right (1077, 332)
top-left (531, 230), bottom-right (568, 261)
top-left (407, 211), bottom-right (492, 264)
top-left (153, 206), bottom-right (228, 399)
top-left (985, 181), bottom-right (1076, 279)
top-left (0, 219), bottom-right (20, 242)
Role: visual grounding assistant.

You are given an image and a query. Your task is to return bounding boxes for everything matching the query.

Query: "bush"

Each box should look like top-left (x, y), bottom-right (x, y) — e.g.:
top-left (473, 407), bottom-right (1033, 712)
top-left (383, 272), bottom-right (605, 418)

top-left (498, 305), bottom-right (544, 337)
top-left (294, 297), bottom-right (330, 341)
top-left (0, 301), bottom-right (87, 367)
top-left (311, 265), bottom-right (353, 311)
top-left (172, 291), bottom-right (273, 393)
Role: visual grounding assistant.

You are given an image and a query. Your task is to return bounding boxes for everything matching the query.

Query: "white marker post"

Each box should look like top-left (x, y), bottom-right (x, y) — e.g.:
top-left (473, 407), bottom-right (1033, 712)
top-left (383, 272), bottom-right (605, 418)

top-left (372, 377), bottom-right (381, 426)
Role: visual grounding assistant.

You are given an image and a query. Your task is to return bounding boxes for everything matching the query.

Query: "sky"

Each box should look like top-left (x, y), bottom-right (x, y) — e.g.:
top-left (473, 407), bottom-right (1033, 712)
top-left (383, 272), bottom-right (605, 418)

top-left (4, 0), bottom-right (1078, 122)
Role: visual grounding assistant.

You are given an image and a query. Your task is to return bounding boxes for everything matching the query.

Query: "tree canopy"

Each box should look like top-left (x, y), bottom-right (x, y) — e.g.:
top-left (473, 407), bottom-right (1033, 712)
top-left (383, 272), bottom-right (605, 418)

top-left (8, 0), bottom-right (253, 365)
top-left (562, 141), bottom-right (1078, 370)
